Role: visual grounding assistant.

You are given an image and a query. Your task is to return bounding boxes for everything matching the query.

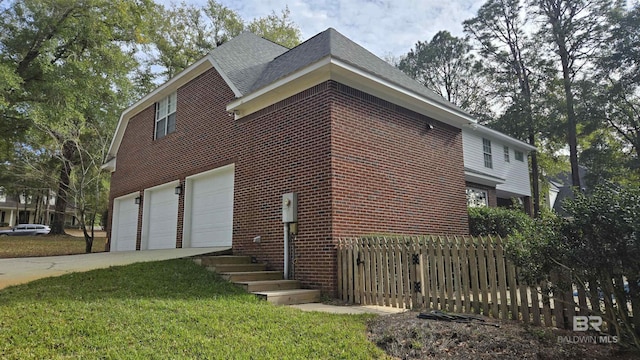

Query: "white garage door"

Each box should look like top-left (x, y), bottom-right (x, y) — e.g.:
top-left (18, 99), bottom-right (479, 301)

top-left (142, 183), bottom-right (179, 250)
top-left (185, 164), bottom-right (234, 247)
top-left (111, 193), bottom-right (139, 252)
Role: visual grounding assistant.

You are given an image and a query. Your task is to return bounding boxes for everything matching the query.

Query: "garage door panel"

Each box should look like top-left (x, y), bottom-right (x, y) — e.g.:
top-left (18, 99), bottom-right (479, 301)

top-left (112, 195), bottom-right (138, 252)
top-left (187, 166), bottom-right (234, 248)
top-left (144, 185), bottom-right (178, 250)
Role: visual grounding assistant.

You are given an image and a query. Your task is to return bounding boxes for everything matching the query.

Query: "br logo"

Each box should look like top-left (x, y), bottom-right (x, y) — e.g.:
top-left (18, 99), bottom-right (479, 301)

top-left (573, 316), bottom-right (602, 331)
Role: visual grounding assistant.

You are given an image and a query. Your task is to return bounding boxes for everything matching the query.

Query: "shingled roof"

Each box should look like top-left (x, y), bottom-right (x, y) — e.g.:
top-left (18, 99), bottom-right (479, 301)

top-left (105, 28), bottom-right (475, 169)
top-left (210, 32), bottom-right (288, 95)
top-left (210, 28), bottom-right (468, 117)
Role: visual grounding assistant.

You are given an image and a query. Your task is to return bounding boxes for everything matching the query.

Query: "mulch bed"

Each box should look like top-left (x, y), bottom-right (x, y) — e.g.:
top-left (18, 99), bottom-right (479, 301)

top-left (367, 310), bottom-right (637, 359)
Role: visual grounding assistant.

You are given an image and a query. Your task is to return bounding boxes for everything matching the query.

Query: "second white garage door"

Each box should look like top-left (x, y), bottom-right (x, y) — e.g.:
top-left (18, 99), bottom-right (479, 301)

top-left (184, 164), bottom-right (234, 248)
top-left (141, 182), bottom-right (179, 250)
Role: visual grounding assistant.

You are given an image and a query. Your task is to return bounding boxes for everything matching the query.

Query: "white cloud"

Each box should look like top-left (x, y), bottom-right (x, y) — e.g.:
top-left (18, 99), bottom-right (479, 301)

top-left (176, 0), bottom-right (486, 57)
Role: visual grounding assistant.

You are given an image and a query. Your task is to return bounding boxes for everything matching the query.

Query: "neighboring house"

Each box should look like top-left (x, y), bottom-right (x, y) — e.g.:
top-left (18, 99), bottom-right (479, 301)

top-left (104, 29), bottom-right (499, 295)
top-left (0, 187), bottom-right (77, 226)
top-left (545, 166), bottom-right (588, 217)
top-left (462, 125), bottom-right (537, 213)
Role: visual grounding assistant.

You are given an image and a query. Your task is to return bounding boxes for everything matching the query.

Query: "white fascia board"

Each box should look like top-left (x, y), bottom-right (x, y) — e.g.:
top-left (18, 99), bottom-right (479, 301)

top-left (101, 157), bottom-right (116, 172)
top-left (330, 59), bottom-right (476, 127)
top-left (227, 57), bottom-right (476, 129)
top-left (467, 124), bottom-right (537, 152)
top-left (104, 55), bottom-right (215, 163)
top-left (465, 170), bottom-right (505, 187)
top-left (227, 57), bottom-right (332, 114)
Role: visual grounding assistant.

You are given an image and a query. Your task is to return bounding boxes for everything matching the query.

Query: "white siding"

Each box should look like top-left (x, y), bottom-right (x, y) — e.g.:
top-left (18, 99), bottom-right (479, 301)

top-left (462, 129), bottom-right (531, 197)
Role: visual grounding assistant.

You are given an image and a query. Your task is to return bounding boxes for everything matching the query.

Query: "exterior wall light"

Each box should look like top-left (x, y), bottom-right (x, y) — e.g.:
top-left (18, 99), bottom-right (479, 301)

top-left (175, 185), bottom-right (182, 195)
top-left (134, 197), bottom-right (141, 205)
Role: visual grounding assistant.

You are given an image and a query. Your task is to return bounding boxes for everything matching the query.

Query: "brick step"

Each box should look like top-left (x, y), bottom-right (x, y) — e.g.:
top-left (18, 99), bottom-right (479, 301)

top-left (208, 263), bottom-right (267, 273)
top-left (235, 279), bottom-right (301, 292)
top-left (253, 289), bottom-right (322, 305)
top-left (220, 271), bottom-right (283, 282)
top-left (199, 255), bottom-right (252, 266)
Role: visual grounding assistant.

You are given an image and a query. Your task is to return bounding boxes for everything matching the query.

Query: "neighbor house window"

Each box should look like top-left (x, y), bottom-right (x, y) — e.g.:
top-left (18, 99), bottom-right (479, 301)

top-left (483, 138), bottom-right (492, 168)
top-left (0, 188), bottom-right (5, 203)
top-left (515, 150), bottom-right (524, 162)
top-left (155, 92), bottom-right (177, 139)
top-left (504, 146), bottom-right (510, 162)
top-left (466, 188), bottom-right (488, 207)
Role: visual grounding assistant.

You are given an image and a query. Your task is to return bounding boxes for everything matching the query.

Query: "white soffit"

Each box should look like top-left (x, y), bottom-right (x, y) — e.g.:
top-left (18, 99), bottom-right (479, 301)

top-left (465, 124), bottom-right (537, 152)
top-left (227, 57), bottom-right (476, 129)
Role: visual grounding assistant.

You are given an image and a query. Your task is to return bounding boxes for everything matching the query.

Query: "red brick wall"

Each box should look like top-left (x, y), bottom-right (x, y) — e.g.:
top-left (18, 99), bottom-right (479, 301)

top-left (108, 69), bottom-right (469, 296)
top-left (232, 83), bottom-right (333, 293)
top-left (109, 68), bottom-right (238, 248)
top-left (330, 83), bottom-right (469, 237)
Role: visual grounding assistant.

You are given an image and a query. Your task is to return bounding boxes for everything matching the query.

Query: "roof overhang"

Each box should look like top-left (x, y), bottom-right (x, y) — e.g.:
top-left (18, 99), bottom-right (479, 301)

top-left (103, 54), bottom-right (238, 172)
top-left (464, 124), bottom-right (537, 152)
top-left (465, 168), bottom-right (505, 187)
top-left (227, 57), bottom-right (475, 129)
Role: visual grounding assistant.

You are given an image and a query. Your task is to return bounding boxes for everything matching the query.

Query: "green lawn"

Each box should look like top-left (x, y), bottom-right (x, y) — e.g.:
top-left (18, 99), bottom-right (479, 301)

top-left (0, 235), bottom-right (106, 258)
top-left (0, 259), bottom-right (386, 359)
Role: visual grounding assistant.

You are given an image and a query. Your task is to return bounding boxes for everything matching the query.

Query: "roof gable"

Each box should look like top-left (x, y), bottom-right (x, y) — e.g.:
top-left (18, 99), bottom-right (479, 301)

top-left (210, 32), bottom-right (288, 95)
top-left (106, 28), bottom-right (494, 170)
top-left (246, 28), bottom-right (465, 117)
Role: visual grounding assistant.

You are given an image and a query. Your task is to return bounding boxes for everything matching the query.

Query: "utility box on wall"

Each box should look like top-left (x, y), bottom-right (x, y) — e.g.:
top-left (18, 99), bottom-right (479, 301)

top-left (282, 193), bottom-right (297, 223)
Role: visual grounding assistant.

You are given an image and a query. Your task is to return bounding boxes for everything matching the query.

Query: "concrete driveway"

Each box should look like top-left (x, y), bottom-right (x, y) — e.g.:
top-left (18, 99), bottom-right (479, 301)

top-left (0, 247), bottom-right (230, 290)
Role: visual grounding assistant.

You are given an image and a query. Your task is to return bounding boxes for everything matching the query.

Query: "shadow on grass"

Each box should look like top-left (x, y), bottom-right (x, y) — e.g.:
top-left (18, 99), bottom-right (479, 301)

top-left (0, 259), bottom-right (255, 304)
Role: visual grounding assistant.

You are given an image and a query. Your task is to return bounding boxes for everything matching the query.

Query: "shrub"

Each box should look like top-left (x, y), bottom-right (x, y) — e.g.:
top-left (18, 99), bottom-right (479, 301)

top-left (468, 206), bottom-right (533, 237)
top-left (506, 183), bottom-right (640, 349)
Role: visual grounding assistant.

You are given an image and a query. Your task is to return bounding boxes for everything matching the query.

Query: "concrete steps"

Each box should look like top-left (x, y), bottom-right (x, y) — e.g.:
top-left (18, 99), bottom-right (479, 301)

top-left (207, 263), bottom-right (267, 273)
top-left (220, 271), bottom-right (283, 282)
top-left (194, 255), bottom-right (320, 305)
top-left (235, 279), bottom-right (301, 292)
top-left (254, 289), bottom-right (322, 305)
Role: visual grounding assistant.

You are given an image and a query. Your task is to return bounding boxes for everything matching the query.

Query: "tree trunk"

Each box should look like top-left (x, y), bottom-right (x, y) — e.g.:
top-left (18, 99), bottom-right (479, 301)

top-left (83, 225), bottom-right (93, 253)
top-left (50, 140), bottom-right (75, 235)
top-left (529, 135), bottom-right (541, 217)
top-left (559, 46), bottom-right (581, 189)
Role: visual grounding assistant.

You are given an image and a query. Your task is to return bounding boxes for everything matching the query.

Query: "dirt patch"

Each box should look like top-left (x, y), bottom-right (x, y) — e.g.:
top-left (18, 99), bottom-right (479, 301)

top-left (367, 311), bottom-right (636, 359)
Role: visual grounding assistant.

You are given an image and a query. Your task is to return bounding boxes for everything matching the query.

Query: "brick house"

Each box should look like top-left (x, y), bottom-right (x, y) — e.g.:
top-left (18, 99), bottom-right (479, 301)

top-left (104, 28), bottom-right (479, 296)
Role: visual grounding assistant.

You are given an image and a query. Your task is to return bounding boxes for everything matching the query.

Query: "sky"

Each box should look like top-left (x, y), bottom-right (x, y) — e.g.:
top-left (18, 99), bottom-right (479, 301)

top-left (188, 0), bottom-right (486, 59)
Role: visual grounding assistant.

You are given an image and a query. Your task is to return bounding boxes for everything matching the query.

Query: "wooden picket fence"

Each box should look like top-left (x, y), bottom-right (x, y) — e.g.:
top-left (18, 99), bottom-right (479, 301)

top-left (336, 235), bottom-right (625, 329)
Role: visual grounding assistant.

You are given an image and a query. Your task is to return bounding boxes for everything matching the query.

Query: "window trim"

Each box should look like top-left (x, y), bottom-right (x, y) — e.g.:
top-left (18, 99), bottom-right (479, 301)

top-left (515, 150), bottom-right (524, 162)
top-left (503, 146), bottom-right (510, 163)
top-left (154, 92), bottom-right (177, 140)
top-left (466, 187), bottom-right (489, 208)
top-left (483, 138), bottom-right (493, 169)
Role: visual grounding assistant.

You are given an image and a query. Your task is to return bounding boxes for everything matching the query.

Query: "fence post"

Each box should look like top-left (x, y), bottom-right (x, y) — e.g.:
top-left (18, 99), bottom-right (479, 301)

top-left (458, 236), bottom-right (471, 313)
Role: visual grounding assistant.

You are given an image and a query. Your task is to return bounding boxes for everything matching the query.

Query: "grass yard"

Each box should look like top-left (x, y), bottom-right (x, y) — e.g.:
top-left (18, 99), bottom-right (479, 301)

top-left (0, 234), bottom-right (106, 258)
top-left (0, 259), bottom-right (386, 359)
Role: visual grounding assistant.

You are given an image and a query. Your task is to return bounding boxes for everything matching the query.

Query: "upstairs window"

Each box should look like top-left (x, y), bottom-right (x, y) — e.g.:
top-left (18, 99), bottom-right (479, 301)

top-left (504, 146), bottom-right (510, 162)
top-left (515, 150), bottom-right (524, 162)
top-left (0, 187), bottom-right (5, 203)
top-left (483, 138), bottom-right (492, 169)
top-left (155, 92), bottom-right (177, 139)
